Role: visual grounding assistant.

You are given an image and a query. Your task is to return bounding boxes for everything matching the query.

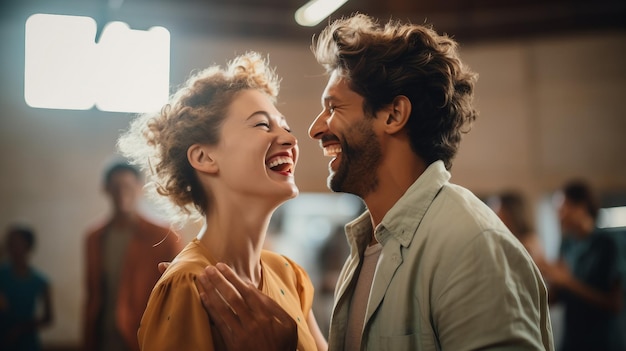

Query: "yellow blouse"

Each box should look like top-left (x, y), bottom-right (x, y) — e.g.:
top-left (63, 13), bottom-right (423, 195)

top-left (138, 239), bottom-right (317, 351)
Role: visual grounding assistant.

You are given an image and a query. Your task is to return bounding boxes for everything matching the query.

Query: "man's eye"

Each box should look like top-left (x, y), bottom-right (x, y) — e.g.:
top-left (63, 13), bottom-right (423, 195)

top-left (255, 122), bottom-right (270, 128)
top-left (328, 106), bottom-right (335, 114)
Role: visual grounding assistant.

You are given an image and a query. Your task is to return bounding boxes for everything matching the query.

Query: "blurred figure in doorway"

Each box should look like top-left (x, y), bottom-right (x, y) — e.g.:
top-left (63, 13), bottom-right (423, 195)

top-left (0, 224), bottom-right (53, 351)
top-left (82, 160), bottom-right (181, 351)
top-left (545, 180), bottom-right (625, 351)
top-left (488, 190), bottom-right (549, 272)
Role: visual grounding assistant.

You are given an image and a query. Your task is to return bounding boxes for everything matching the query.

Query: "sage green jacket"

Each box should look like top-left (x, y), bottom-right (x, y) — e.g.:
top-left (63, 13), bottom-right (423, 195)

top-left (328, 161), bottom-right (554, 351)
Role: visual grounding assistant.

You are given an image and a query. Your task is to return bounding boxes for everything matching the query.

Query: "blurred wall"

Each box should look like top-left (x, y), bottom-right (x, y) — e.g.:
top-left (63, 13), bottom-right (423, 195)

top-left (0, 7), bottom-right (625, 347)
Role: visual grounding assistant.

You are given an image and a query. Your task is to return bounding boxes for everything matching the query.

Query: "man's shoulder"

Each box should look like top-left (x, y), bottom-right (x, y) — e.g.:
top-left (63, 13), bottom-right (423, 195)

top-left (84, 219), bottom-right (109, 239)
top-left (431, 183), bottom-right (502, 231)
top-left (416, 183), bottom-right (516, 253)
top-left (138, 216), bottom-right (171, 231)
top-left (595, 226), bottom-right (626, 239)
top-left (590, 228), bottom-right (623, 253)
top-left (136, 216), bottom-right (180, 242)
top-left (0, 262), bottom-right (10, 277)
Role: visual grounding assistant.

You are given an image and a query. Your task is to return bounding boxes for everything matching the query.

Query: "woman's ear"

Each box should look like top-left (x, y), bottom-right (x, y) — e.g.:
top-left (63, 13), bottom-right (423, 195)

top-left (187, 144), bottom-right (218, 174)
top-left (384, 95), bottom-right (411, 135)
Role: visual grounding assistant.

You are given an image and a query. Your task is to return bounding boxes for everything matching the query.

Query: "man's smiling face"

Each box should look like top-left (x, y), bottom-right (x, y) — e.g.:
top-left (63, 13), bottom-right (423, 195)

top-left (308, 71), bottom-right (383, 197)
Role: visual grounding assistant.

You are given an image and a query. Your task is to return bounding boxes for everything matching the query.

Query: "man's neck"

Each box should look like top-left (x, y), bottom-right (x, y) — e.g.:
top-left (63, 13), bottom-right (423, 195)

top-left (362, 154), bottom-right (427, 229)
top-left (574, 216), bottom-right (596, 238)
top-left (10, 260), bottom-right (29, 276)
top-left (111, 211), bottom-right (138, 228)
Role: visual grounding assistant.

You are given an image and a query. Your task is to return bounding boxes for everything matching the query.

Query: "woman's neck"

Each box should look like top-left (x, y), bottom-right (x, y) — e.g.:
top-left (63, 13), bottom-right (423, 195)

top-left (197, 206), bottom-right (272, 288)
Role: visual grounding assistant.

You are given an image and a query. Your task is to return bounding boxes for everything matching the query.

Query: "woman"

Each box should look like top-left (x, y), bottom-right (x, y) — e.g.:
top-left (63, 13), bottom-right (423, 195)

top-left (118, 52), bottom-right (327, 350)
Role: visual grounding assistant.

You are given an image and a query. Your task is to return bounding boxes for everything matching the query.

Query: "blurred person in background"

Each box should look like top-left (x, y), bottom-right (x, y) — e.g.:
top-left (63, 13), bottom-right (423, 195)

top-left (488, 190), bottom-right (549, 272)
top-left (545, 180), bottom-right (625, 351)
top-left (82, 161), bottom-right (181, 351)
top-left (0, 224), bottom-right (53, 351)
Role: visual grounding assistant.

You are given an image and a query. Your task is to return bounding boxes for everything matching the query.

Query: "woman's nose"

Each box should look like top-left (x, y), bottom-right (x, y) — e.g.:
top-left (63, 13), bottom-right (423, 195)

top-left (279, 128), bottom-right (297, 146)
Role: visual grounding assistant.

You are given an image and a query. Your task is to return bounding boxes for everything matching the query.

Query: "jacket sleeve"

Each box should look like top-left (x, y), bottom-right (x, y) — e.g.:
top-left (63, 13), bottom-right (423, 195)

top-left (432, 230), bottom-right (554, 350)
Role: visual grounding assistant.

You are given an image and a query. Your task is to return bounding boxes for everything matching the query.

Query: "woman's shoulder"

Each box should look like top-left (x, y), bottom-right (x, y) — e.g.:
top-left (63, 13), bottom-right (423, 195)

top-left (261, 250), bottom-right (301, 272)
top-left (260, 250), bottom-right (312, 287)
top-left (158, 239), bottom-right (213, 285)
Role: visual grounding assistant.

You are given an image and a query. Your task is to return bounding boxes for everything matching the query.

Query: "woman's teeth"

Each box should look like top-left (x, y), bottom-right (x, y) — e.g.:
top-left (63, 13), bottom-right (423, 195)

top-left (267, 156), bottom-right (293, 171)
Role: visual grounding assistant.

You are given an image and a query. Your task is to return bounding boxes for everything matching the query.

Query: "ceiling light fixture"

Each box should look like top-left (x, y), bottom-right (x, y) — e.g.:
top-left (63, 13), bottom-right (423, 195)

top-left (295, 0), bottom-right (349, 27)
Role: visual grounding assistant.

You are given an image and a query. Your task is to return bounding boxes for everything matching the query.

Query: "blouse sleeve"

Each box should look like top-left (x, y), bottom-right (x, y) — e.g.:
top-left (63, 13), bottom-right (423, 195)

top-left (283, 256), bottom-right (315, 317)
top-left (138, 272), bottom-right (216, 351)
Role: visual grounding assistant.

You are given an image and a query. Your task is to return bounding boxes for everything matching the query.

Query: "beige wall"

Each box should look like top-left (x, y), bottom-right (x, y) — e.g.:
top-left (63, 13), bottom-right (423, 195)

top-left (459, 33), bottom-right (626, 192)
top-left (1, 12), bottom-right (625, 345)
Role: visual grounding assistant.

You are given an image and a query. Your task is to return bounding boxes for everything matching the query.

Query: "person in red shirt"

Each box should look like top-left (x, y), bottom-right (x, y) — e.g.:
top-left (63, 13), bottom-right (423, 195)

top-left (82, 161), bottom-right (181, 351)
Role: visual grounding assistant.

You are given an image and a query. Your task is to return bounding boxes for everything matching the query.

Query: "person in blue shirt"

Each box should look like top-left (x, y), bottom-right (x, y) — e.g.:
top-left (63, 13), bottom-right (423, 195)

top-left (0, 225), bottom-right (53, 351)
top-left (546, 180), bottom-right (625, 351)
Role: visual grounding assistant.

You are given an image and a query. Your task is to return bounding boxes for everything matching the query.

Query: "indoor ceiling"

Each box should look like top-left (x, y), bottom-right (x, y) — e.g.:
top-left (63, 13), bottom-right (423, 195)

top-left (129, 0), bottom-right (626, 42)
top-left (3, 0), bottom-right (625, 43)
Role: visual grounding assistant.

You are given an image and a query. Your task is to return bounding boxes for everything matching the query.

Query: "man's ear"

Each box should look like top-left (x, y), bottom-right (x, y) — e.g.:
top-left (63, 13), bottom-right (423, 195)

top-left (187, 144), bottom-right (218, 174)
top-left (383, 95), bottom-right (411, 135)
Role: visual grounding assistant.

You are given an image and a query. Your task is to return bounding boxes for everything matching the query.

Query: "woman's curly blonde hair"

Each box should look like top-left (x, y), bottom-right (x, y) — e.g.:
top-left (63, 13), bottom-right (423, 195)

top-left (118, 52), bottom-right (280, 225)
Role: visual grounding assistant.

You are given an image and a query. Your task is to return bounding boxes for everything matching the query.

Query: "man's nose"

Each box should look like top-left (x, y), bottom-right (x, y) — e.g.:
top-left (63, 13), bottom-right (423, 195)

top-left (308, 111), bottom-right (327, 139)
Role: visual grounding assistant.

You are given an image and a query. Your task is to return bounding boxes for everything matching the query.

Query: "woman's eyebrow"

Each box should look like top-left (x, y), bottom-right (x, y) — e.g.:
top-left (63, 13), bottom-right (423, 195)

top-left (246, 111), bottom-right (287, 123)
top-left (246, 111), bottom-right (271, 120)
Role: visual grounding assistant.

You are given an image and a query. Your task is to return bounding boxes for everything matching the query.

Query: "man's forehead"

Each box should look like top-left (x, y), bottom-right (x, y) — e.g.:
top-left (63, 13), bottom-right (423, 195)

top-left (322, 74), bottom-right (351, 100)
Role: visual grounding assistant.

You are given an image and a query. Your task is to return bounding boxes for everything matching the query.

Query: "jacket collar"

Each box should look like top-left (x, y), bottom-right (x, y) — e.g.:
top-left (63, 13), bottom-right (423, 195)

top-left (345, 160), bottom-right (450, 250)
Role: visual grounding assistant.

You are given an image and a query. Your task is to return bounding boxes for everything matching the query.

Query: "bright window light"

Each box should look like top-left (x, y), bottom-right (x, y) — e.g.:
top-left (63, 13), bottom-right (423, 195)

top-left (25, 14), bottom-right (170, 113)
top-left (597, 206), bottom-right (626, 229)
top-left (295, 0), bottom-right (349, 27)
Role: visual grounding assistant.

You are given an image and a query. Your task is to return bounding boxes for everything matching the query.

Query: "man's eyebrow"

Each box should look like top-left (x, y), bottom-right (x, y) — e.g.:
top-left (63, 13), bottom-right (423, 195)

top-left (322, 95), bottom-right (337, 105)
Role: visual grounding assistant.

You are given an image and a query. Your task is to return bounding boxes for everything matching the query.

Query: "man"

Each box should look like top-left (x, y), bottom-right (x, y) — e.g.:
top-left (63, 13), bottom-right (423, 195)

top-left (545, 180), bottom-right (624, 351)
top-left (196, 14), bottom-right (554, 350)
top-left (0, 225), bottom-right (53, 351)
top-left (83, 160), bottom-right (181, 351)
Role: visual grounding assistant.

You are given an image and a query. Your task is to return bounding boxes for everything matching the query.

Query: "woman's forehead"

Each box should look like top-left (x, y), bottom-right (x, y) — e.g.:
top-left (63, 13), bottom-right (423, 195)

top-left (228, 89), bottom-right (284, 121)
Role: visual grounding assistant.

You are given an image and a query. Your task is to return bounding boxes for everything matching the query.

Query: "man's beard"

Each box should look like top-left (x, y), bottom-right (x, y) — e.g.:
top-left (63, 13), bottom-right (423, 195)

top-left (328, 119), bottom-right (382, 198)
